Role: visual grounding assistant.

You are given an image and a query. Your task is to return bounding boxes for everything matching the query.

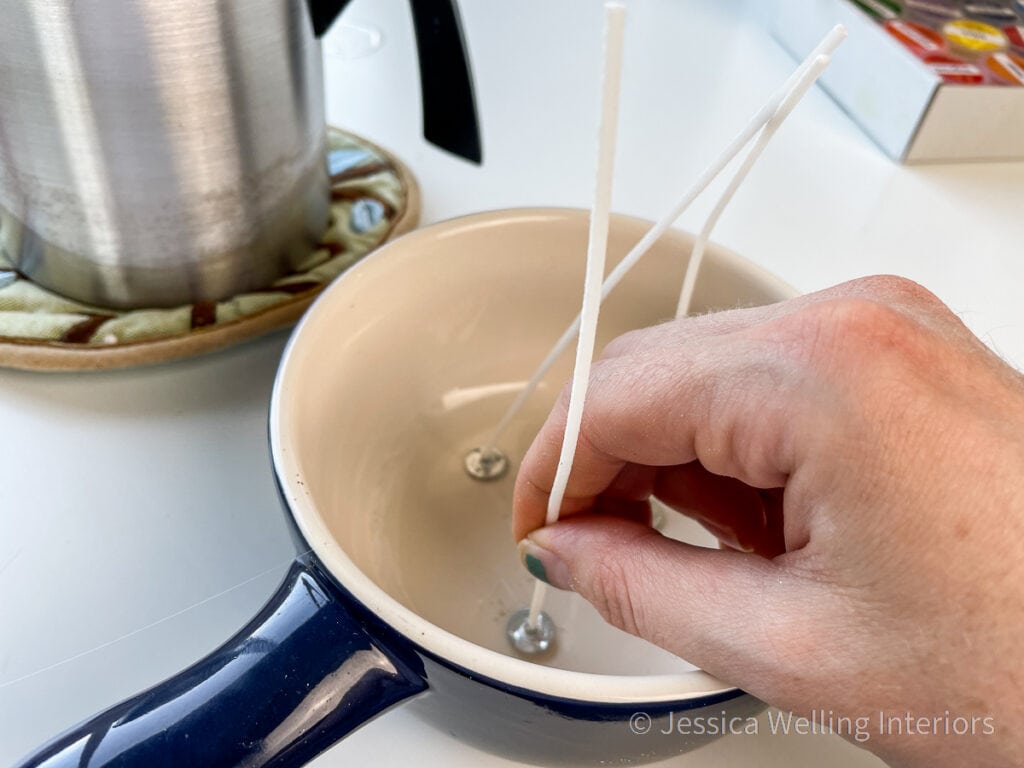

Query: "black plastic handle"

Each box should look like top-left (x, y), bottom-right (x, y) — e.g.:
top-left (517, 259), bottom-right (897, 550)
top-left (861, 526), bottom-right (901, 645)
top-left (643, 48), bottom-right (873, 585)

top-left (409, 0), bottom-right (482, 163)
top-left (14, 557), bottom-right (427, 768)
top-left (308, 0), bottom-right (482, 163)
top-left (307, 0), bottom-right (351, 38)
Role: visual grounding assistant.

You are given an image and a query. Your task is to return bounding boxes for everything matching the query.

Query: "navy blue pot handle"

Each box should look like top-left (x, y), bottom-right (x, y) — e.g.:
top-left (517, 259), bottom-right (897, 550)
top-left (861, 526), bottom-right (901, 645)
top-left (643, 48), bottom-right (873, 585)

top-left (14, 556), bottom-right (428, 768)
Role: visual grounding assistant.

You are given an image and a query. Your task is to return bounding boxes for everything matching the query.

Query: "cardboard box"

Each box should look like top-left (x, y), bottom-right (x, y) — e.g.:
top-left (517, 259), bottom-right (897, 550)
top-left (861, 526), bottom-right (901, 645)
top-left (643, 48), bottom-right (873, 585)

top-left (770, 0), bottom-right (1024, 162)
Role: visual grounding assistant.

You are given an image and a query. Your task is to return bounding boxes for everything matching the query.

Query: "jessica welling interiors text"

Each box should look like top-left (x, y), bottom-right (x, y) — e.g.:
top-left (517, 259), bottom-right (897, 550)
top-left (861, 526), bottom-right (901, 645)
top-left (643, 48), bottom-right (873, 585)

top-left (628, 709), bottom-right (997, 743)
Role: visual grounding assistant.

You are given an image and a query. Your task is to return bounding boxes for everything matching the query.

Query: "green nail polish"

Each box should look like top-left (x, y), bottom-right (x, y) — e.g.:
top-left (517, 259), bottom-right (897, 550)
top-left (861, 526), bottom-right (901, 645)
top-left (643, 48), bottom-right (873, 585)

top-left (524, 553), bottom-right (550, 584)
top-left (519, 537), bottom-right (572, 590)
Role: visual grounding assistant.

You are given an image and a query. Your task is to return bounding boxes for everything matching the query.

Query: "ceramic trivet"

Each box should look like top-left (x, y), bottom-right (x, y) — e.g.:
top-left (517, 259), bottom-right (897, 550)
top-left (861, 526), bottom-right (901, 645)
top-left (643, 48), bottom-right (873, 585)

top-left (0, 127), bottom-right (419, 371)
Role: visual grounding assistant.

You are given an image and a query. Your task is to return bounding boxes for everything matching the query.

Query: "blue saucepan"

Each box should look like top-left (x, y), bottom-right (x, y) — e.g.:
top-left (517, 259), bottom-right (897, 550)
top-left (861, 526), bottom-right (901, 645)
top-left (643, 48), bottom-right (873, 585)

top-left (16, 209), bottom-right (794, 767)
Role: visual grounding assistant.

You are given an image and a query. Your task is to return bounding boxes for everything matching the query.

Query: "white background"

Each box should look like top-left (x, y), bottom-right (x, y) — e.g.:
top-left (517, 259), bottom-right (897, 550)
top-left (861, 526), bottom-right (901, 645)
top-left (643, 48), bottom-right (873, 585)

top-left (3, 1), bottom-right (1023, 766)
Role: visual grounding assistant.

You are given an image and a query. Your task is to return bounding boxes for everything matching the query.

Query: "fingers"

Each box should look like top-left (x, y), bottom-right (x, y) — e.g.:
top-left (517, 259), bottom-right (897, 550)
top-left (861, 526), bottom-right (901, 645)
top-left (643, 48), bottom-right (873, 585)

top-left (513, 274), bottom-right (967, 543)
top-left (513, 326), bottom-right (806, 540)
top-left (600, 274), bottom-right (956, 362)
top-left (653, 463), bottom-right (786, 557)
top-left (517, 515), bottom-right (811, 698)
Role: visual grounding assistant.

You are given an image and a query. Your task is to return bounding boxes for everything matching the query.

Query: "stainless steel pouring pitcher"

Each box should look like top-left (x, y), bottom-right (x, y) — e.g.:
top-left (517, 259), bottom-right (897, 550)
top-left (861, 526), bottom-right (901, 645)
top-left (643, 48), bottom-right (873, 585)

top-left (0, 0), bottom-right (479, 309)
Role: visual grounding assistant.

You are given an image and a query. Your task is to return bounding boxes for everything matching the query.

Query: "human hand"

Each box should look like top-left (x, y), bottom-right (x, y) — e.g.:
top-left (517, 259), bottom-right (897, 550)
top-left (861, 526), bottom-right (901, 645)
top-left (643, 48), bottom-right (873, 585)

top-left (512, 276), bottom-right (1024, 767)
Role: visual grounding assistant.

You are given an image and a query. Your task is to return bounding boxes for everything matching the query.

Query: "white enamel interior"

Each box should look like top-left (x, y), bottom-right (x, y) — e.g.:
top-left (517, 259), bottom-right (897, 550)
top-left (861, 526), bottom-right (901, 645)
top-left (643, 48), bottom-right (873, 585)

top-left (269, 208), bottom-right (796, 703)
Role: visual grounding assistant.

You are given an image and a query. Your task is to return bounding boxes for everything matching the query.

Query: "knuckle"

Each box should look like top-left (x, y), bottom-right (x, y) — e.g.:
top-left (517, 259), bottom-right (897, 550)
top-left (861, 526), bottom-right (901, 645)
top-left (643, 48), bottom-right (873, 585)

top-left (844, 274), bottom-right (946, 313)
top-left (602, 327), bottom-right (649, 359)
top-left (582, 354), bottom-right (682, 464)
top-left (554, 379), bottom-right (573, 415)
top-left (586, 556), bottom-right (648, 639)
top-left (764, 296), bottom-right (925, 376)
top-left (815, 297), bottom-right (910, 348)
top-left (580, 358), bottom-right (621, 426)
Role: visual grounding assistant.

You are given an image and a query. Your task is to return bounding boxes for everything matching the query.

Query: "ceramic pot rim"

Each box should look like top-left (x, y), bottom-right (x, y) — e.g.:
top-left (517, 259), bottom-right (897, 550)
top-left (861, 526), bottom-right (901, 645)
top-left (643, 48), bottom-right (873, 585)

top-left (269, 207), bottom-right (794, 704)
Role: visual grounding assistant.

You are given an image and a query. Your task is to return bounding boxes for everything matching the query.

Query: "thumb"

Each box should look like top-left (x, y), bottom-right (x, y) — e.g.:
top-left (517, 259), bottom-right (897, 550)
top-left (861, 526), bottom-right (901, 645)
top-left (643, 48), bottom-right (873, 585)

top-left (519, 515), bottom-right (811, 699)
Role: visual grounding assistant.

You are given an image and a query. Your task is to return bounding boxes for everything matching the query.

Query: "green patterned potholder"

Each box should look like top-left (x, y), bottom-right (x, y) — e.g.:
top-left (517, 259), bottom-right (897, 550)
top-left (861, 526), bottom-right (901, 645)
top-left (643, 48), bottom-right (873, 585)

top-left (0, 128), bottom-right (418, 371)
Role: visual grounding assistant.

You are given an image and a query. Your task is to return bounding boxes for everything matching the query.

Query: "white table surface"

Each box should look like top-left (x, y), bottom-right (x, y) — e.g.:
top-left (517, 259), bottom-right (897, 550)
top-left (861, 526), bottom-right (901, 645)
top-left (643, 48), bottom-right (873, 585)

top-left (3, 1), bottom-right (1022, 765)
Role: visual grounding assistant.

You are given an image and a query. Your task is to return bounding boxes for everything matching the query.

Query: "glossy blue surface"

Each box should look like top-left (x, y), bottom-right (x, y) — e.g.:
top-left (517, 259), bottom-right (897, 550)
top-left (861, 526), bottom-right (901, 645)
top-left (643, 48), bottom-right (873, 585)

top-left (406, 652), bottom-right (759, 766)
top-left (15, 538), bottom-right (757, 768)
top-left (13, 557), bottom-right (427, 768)
top-left (14, 433), bottom-right (758, 768)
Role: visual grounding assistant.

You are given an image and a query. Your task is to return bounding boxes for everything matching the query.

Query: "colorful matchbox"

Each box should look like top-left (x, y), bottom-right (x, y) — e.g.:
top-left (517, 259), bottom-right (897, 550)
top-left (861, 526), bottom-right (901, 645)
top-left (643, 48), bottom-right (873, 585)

top-left (770, 0), bottom-right (1024, 162)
